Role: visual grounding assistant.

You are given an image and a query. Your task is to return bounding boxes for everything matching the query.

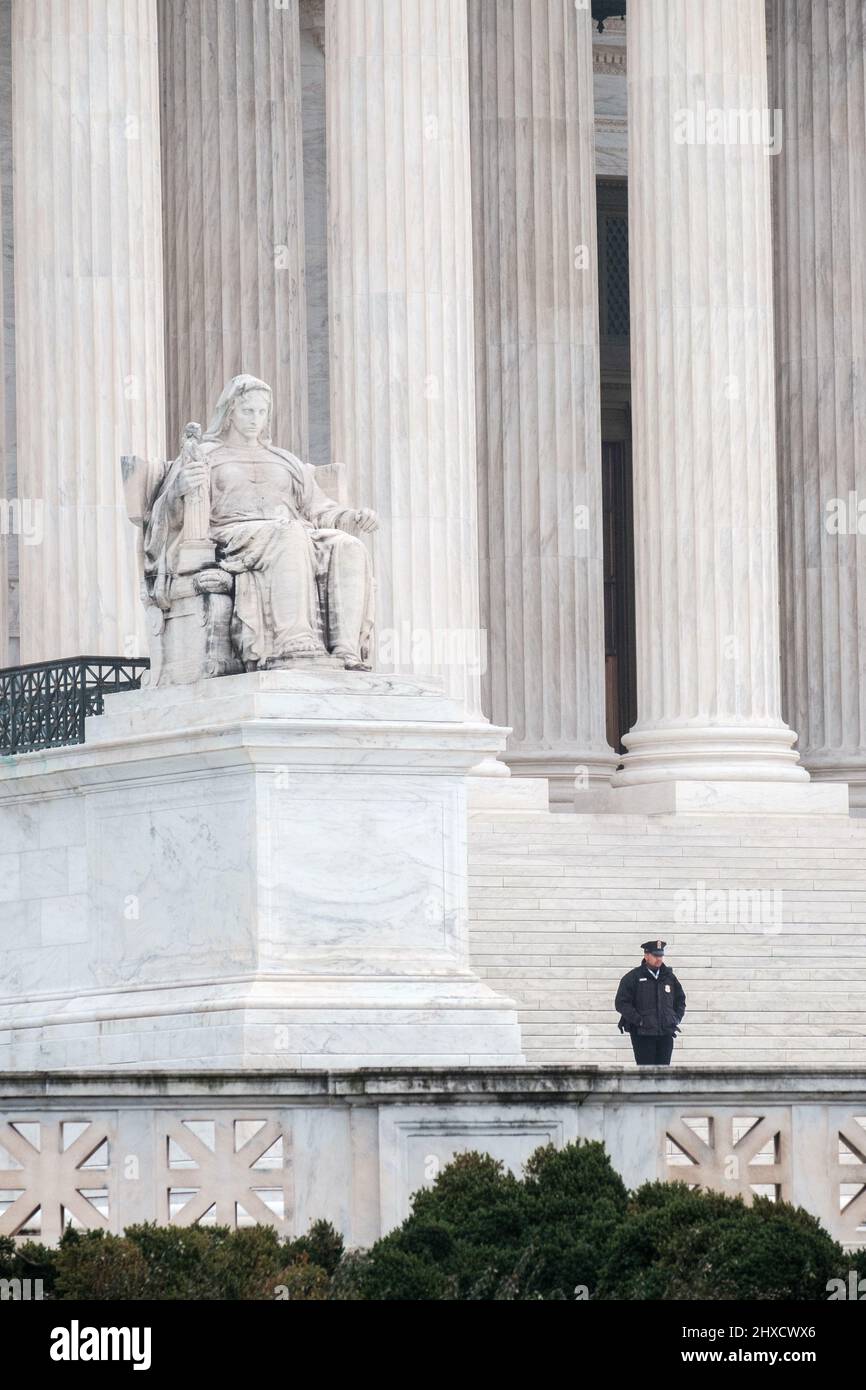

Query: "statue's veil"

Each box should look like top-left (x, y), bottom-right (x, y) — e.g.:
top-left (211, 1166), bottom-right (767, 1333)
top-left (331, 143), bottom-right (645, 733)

top-left (203, 374), bottom-right (273, 443)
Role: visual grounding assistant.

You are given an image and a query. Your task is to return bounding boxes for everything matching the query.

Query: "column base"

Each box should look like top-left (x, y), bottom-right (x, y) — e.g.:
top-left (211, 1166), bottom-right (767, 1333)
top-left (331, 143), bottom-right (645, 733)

top-left (803, 759), bottom-right (866, 815)
top-left (613, 723), bottom-right (810, 788)
top-left (580, 778), bottom-right (849, 816)
top-left (0, 977), bottom-right (525, 1071)
top-left (506, 751), bottom-right (617, 811)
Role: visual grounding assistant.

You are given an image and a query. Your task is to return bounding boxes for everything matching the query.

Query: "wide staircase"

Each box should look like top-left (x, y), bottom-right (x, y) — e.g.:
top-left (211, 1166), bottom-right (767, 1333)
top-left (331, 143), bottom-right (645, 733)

top-left (468, 809), bottom-right (866, 1066)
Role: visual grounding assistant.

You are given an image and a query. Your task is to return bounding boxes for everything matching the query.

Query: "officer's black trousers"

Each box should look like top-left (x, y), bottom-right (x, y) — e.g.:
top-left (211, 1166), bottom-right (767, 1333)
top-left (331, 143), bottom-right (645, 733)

top-left (630, 1034), bottom-right (674, 1066)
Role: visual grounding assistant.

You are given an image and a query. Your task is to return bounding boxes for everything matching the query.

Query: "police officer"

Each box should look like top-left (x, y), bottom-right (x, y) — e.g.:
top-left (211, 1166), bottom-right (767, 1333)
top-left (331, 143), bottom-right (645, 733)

top-left (615, 939), bottom-right (686, 1066)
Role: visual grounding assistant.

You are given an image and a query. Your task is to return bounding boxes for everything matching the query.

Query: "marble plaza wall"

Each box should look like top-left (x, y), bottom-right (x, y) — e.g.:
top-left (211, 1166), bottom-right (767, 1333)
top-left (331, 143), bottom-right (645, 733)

top-left (0, 1068), bottom-right (863, 1249)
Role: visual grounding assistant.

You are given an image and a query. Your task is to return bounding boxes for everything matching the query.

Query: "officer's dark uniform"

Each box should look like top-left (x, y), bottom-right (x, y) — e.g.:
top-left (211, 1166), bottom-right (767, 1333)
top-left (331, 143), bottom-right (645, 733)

top-left (615, 939), bottom-right (686, 1066)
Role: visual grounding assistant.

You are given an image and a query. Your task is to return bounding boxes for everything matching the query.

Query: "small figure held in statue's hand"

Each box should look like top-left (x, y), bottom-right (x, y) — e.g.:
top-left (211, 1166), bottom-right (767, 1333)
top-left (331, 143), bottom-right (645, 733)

top-left (176, 422), bottom-right (207, 497)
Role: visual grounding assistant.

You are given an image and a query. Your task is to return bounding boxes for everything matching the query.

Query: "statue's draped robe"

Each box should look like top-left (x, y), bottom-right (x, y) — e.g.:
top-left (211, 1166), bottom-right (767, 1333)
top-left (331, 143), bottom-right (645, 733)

top-left (143, 442), bottom-right (374, 668)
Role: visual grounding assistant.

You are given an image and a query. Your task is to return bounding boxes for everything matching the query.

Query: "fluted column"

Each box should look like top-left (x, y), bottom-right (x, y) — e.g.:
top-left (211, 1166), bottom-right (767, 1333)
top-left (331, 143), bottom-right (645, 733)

top-left (469, 0), bottom-right (615, 805)
top-left (158, 0), bottom-right (308, 453)
top-left (327, 0), bottom-right (483, 715)
top-left (772, 0), bottom-right (866, 805)
top-left (13, 0), bottom-right (165, 662)
top-left (615, 0), bottom-right (806, 787)
top-left (0, 0), bottom-right (13, 666)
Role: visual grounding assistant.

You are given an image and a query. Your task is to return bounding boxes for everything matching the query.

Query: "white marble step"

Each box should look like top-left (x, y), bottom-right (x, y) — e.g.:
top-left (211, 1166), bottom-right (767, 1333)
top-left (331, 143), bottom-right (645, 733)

top-left (469, 809), bottom-right (866, 1065)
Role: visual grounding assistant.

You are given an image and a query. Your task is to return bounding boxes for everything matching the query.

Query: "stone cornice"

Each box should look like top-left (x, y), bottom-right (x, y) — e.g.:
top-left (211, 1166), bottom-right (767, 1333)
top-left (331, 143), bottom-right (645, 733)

top-left (2, 1066), bottom-right (865, 1107)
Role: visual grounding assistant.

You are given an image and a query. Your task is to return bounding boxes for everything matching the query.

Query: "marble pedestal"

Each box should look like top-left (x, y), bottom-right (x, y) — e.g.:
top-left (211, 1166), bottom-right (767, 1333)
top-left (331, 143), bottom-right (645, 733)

top-left (0, 671), bottom-right (525, 1070)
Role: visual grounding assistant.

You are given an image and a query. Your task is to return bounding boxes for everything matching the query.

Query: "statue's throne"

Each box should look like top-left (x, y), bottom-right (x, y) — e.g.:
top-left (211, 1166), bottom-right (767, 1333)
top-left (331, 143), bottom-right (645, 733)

top-left (122, 453), bottom-right (345, 686)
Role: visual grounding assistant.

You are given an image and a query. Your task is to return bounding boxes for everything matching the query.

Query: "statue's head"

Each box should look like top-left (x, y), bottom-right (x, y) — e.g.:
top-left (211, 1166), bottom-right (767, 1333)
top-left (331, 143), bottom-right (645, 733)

top-left (204, 374), bottom-right (273, 444)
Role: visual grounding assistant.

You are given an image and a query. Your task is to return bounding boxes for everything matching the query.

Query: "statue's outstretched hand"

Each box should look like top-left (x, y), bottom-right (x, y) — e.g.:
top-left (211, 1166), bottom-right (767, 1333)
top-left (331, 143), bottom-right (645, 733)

top-left (352, 508), bottom-right (378, 533)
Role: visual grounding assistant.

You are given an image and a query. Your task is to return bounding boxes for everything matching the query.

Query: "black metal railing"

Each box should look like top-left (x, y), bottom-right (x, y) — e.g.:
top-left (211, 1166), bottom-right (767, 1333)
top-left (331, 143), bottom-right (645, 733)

top-left (0, 657), bottom-right (150, 756)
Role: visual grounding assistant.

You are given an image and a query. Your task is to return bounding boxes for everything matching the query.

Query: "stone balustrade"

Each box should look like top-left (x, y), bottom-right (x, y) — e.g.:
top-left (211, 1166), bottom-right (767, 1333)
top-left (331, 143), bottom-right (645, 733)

top-left (1, 1067), bottom-right (863, 1248)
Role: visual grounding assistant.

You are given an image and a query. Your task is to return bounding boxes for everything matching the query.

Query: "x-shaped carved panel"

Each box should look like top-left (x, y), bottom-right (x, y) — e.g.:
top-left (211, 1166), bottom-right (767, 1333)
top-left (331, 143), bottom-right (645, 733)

top-left (157, 1115), bottom-right (293, 1233)
top-left (663, 1111), bottom-right (790, 1202)
top-left (836, 1116), bottom-right (866, 1242)
top-left (0, 1117), bottom-right (112, 1243)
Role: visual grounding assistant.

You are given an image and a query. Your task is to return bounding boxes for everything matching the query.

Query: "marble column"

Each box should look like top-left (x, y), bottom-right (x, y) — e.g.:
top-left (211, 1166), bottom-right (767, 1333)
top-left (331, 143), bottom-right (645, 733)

top-left (12, 0), bottom-right (165, 662)
top-left (0, 0), bottom-right (14, 666)
top-left (771, 0), bottom-right (866, 807)
top-left (326, 0), bottom-right (484, 716)
top-left (300, 0), bottom-right (330, 470)
top-left (613, 0), bottom-right (808, 792)
top-left (469, 0), bottom-right (616, 806)
top-left (158, 0), bottom-right (308, 455)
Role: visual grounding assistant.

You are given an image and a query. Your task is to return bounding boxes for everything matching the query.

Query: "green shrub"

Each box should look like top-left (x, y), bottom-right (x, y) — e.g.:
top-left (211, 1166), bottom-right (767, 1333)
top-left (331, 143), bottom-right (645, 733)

top-left (520, 1141), bottom-right (629, 1298)
top-left (54, 1229), bottom-right (149, 1301)
top-left (40, 1220), bottom-right (339, 1301)
top-left (598, 1181), bottom-right (852, 1301)
top-left (119, 1223), bottom-right (228, 1300)
top-left (0, 1234), bottom-right (60, 1298)
top-left (285, 1220), bottom-right (344, 1277)
top-left (262, 1255), bottom-right (331, 1301)
top-left (341, 1151), bottom-right (528, 1300)
top-left (197, 1225), bottom-right (290, 1302)
top-left (338, 1141), bottom-right (629, 1301)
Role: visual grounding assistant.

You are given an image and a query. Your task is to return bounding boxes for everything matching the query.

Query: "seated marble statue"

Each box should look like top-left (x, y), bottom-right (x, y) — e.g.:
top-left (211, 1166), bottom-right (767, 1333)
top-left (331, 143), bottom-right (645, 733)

top-left (130, 374), bottom-right (377, 684)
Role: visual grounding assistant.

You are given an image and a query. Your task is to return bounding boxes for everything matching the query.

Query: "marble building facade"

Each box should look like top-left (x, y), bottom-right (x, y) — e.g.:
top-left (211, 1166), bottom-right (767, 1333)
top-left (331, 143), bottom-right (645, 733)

top-left (2, 0), bottom-right (865, 811)
top-left (2, 0), bottom-right (866, 1245)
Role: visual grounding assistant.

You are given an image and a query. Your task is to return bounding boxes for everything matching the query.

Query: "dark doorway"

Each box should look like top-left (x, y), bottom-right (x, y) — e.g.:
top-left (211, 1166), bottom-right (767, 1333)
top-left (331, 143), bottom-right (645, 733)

top-left (597, 179), bottom-right (636, 754)
top-left (602, 437), bottom-right (636, 754)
